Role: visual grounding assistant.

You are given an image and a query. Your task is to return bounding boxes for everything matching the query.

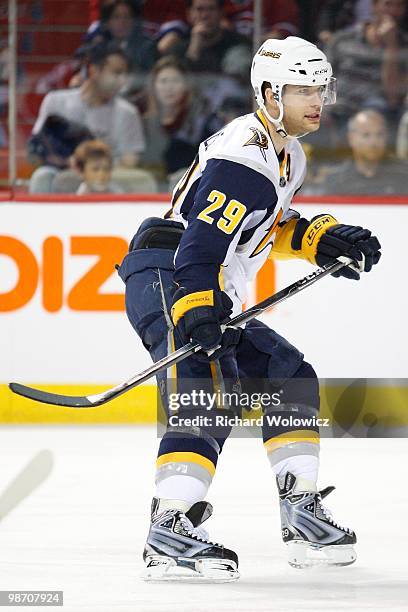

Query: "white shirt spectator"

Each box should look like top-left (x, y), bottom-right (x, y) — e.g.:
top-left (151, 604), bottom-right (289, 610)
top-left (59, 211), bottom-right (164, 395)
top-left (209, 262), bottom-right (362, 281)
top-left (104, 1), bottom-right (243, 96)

top-left (32, 88), bottom-right (145, 162)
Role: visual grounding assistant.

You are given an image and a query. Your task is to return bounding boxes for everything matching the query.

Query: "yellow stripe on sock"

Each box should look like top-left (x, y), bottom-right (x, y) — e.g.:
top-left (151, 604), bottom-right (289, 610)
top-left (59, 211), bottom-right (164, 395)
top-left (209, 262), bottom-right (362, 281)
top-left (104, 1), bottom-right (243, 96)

top-left (264, 430), bottom-right (320, 454)
top-left (156, 452), bottom-right (216, 476)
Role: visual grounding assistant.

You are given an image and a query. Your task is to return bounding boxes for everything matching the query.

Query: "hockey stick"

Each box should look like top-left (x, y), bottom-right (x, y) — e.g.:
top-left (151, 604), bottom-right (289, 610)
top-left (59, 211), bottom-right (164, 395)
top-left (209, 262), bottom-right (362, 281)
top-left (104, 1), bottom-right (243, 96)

top-left (0, 450), bottom-right (53, 521)
top-left (9, 259), bottom-right (351, 408)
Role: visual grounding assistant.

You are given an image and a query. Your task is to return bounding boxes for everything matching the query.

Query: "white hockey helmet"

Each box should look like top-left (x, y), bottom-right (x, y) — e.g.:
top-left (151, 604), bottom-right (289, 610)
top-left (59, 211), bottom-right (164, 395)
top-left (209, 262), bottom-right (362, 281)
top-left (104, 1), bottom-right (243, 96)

top-left (251, 36), bottom-right (336, 137)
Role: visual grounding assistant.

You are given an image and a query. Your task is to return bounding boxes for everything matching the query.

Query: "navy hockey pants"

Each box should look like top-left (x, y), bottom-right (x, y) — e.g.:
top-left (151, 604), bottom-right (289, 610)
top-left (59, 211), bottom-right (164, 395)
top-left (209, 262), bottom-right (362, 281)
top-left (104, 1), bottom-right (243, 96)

top-left (118, 219), bottom-right (320, 488)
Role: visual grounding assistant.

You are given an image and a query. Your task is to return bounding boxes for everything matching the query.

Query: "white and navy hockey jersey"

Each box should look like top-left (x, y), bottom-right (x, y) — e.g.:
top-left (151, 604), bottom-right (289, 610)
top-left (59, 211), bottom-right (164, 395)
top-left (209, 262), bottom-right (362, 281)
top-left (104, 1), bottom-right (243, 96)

top-left (167, 110), bottom-right (307, 314)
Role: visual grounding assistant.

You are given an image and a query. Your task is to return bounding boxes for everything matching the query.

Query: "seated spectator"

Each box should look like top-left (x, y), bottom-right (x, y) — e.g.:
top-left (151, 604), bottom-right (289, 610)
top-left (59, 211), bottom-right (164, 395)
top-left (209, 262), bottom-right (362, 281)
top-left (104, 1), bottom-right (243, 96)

top-left (85, 0), bottom-right (157, 71)
top-left (73, 139), bottom-right (122, 194)
top-left (317, 0), bottom-right (371, 45)
top-left (325, 0), bottom-right (408, 123)
top-left (89, 0), bottom-right (187, 40)
top-left (318, 0), bottom-right (408, 45)
top-left (157, 0), bottom-right (251, 73)
top-left (320, 109), bottom-right (408, 194)
top-left (140, 57), bottom-right (209, 188)
top-left (28, 43), bottom-right (145, 193)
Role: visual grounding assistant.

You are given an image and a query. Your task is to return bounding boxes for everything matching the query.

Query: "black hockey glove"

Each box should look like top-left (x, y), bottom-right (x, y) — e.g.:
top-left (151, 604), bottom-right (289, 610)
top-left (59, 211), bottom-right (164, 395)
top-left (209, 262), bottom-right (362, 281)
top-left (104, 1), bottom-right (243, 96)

top-left (171, 287), bottom-right (241, 361)
top-left (292, 214), bottom-right (381, 280)
top-left (315, 223), bottom-right (381, 280)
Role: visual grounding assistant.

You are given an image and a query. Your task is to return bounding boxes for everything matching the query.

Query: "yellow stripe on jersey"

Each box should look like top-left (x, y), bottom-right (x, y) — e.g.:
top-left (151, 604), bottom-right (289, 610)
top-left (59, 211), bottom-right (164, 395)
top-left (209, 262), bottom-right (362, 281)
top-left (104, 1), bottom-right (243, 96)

top-left (264, 430), bottom-right (320, 454)
top-left (256, 109), bottom-right (271, 138)
top-left (156, 452), bottom-right (216, 476)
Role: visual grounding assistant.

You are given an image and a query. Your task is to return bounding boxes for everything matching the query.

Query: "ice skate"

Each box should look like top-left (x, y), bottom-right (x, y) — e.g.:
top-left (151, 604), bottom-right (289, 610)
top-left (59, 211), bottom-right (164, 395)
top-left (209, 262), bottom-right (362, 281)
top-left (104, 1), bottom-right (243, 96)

top-left (142, 497), bottom-right (239, 582)
top-left (278, 472), bottom-right (357, 569)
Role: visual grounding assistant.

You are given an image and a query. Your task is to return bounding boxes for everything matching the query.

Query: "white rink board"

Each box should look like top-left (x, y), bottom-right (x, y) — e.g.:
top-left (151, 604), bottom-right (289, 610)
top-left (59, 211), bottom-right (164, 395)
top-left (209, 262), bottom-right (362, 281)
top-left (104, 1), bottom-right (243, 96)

top-left (0, 200), bottom-right (406, 382)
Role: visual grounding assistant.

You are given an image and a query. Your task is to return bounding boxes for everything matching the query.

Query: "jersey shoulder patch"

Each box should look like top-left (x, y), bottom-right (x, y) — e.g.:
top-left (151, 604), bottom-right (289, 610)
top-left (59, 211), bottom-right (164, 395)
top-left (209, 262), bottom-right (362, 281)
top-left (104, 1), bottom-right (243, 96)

top-left (199, 113), bottom-right (278, 184)
top-left (243, 126), bottom-right (269, 161)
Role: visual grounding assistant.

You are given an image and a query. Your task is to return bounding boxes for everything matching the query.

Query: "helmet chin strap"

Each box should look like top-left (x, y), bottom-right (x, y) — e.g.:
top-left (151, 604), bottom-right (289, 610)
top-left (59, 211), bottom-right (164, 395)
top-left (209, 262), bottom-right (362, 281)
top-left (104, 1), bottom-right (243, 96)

top-left (259, 101), bottom-right (313, 140)
top-left (260, 101), bottom-right (289, 138)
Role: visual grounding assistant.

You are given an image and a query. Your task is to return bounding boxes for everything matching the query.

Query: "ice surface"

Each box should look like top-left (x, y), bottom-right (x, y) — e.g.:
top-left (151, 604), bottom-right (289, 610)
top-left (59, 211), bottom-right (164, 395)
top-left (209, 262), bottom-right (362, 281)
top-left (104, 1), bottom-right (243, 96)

top-left (0, 426), bottom-right (407, 612)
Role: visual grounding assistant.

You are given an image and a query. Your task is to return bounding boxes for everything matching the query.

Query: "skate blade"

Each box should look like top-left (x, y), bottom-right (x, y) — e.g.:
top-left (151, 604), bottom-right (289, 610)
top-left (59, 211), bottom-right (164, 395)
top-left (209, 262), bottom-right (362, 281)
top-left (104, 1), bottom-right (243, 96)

top-left (286, 541), bottom-right (357, 569)
top-left (142, 555), bottom-right (240, 583)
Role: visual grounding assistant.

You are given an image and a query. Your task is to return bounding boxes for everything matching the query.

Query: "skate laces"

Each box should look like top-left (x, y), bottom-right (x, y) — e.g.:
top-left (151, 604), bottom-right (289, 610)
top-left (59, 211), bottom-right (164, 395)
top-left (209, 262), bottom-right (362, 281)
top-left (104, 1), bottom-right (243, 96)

top-left (179, 515), bottom-right (219, 545)
top-left (317, 497), bottom-right (352, 534)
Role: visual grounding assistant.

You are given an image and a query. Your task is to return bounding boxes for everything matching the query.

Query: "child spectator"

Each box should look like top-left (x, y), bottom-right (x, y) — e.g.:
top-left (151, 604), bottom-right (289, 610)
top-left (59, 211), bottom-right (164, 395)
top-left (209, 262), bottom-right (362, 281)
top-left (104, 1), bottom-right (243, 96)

top-left (73, 139), bottom-right (122, 194)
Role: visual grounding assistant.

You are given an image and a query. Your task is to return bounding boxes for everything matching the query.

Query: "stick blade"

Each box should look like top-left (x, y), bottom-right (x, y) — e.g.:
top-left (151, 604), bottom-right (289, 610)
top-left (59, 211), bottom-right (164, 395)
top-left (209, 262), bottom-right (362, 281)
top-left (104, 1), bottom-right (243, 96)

top-left (9, 383), bottom-right (94, 407)
top-left (0, 450), bottom-right (54, 520)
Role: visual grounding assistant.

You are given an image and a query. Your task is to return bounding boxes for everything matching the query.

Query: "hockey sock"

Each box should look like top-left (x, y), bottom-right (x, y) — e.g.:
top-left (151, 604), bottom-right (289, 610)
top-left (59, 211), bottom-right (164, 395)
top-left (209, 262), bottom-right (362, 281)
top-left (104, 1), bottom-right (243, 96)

top-left (262, 360), bottom-right (320, 491)
top-left (272, 454), bottom-right (319, 491)
top-left (155, 475), bottom-right (209, 508)
top-left (154, 427), bottom-right (226, 507)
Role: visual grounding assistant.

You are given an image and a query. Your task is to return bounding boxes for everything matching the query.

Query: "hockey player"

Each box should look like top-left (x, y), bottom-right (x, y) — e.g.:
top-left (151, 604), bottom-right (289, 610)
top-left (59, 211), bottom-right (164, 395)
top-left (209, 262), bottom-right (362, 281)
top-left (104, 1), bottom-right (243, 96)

top-left (118, 36), bottom-right (381, 581)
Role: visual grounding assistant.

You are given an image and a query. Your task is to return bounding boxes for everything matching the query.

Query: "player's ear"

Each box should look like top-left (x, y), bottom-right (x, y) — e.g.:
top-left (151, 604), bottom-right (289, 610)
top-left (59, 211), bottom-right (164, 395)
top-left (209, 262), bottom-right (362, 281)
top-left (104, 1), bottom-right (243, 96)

top-left (264, 87), bottom-right (280, 119)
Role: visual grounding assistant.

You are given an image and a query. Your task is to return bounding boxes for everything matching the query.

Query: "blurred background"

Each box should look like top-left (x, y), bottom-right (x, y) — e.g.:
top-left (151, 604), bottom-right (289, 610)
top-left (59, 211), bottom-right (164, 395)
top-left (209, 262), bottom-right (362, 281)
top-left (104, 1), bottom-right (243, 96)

top-left (1, 0), bottom-right (408, 196)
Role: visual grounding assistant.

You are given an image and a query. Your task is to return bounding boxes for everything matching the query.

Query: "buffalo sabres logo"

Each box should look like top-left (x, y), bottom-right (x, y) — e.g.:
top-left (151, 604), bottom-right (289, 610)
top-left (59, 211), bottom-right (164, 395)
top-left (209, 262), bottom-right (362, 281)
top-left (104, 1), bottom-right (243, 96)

top-left (244, 127), bottom-right (269, 161)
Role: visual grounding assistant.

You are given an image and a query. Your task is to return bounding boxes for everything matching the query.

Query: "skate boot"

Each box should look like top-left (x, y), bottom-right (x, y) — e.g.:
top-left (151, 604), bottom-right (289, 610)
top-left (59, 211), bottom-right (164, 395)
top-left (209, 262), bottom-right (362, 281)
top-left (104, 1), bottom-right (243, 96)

top-left (278, 472), bottom-right (357, 568)
top-left (142, 497), bottom-right (239, 582)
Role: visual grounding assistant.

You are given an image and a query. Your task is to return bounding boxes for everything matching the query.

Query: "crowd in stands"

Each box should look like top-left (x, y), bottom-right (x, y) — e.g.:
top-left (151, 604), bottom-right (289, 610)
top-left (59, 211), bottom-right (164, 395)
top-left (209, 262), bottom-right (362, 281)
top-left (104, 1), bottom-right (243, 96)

top-left (2, 0), bottom-right (408, 194)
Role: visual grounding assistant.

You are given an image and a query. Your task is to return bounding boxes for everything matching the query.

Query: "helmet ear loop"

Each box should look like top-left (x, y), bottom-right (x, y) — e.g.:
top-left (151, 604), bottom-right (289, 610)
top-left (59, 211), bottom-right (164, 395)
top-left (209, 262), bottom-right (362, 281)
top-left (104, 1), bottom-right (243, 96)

top-left (260, 98), bottom-right (288, 138)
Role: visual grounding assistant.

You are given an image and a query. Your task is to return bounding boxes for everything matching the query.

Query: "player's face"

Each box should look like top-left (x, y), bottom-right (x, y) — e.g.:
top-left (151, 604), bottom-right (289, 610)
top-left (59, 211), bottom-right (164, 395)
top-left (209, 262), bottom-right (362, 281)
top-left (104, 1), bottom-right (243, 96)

top-left (83, 158), bottom-right (112, 191)
top-left (154, 67), bottom-right (187, 107)
top-left (281, 85), bottom-right (325, 136)
top-left (348, 116), bottom-right (387, 161)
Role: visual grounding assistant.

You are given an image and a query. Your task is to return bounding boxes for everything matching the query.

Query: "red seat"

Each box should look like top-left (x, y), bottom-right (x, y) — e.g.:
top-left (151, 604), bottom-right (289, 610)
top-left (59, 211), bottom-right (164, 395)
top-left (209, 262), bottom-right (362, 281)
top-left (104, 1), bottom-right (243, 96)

top-left (0, 1), bottom-right (90, 27)
top-left (18, 30), bottom-right (84, 57)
